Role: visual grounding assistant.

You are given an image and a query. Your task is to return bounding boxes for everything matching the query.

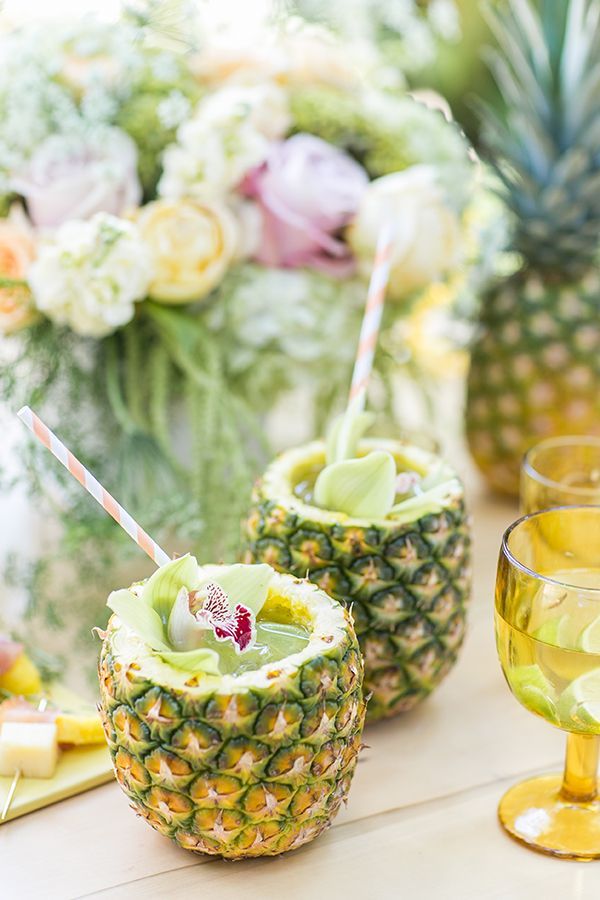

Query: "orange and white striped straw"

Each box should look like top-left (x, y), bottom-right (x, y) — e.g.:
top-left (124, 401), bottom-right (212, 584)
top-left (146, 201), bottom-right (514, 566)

top-left (17, 406), bottom-right (170, 568)
top-left (348, 221), bottom-right (395, 411)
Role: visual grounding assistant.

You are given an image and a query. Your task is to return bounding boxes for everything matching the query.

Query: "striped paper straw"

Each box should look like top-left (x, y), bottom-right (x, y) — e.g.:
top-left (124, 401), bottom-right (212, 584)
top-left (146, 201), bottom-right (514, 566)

top-left (17, 406), bottom-right (170, 568)
top-left (348, 221), bottom-right (395, 411)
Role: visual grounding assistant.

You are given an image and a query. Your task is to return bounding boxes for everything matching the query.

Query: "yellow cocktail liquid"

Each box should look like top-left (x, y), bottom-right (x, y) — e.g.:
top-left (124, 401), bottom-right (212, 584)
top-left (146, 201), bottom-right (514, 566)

top-left (496, 568), bottom-right (600, 734)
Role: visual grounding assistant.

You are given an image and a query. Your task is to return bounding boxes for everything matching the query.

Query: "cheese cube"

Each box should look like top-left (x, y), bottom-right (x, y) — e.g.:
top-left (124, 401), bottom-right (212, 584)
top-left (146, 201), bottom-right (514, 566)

top-left (0, 722), bottom-right (59, 778)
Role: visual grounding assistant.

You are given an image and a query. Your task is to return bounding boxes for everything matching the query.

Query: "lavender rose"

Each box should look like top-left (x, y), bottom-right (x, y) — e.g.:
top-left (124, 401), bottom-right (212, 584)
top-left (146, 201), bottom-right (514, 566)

top-left (243, 134), bottom-right (368, 275)
top-left (12, 127), bottom-right (142, 229)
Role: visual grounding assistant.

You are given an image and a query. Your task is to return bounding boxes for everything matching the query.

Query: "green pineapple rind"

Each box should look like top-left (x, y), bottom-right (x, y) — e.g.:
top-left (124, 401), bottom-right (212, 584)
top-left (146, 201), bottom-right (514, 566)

top-left (241, 440), bottom-right (471, 721)
top-left (99, 574), bottom-right (366, 859)
top-left (467, 269), bottom-right (600, 494)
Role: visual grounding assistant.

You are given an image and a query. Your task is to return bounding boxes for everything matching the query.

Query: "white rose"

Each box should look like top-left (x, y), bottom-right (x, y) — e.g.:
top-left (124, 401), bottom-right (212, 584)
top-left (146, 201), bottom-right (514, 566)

top-left (29, 213), bottom-right (151, 338)
top-left (12, 127), bottom-right (141, 229)
top-left (158, 83), bottom-right (289, 202)
top-left (348, 165), bottom-right (462, 299)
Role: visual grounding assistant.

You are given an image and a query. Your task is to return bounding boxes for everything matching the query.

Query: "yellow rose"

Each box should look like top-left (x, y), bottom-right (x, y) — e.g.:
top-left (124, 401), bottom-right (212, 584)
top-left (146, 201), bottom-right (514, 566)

top-left (136, 200), bottom-right (237, 304)
top-left (0, 219), bottom-right (38, 334)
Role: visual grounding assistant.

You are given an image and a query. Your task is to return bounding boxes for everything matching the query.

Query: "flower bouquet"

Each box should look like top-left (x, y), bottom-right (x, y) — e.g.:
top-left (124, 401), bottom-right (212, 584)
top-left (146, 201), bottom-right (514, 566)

top-left (0, 10), bottom-right (475, 664)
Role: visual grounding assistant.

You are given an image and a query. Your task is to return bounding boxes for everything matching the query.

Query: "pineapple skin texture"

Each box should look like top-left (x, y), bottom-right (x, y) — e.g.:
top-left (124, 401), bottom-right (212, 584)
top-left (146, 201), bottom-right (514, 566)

top-left (98, 611), bottom-right (365, 858)
top-left (242, 468), bottom-right (471, 721)
top-left (467, 270), bottom-right (600, 495)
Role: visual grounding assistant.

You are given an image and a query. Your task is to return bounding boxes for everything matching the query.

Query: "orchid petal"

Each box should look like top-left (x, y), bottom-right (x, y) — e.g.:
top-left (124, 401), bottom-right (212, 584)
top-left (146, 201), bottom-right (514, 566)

top-left (167, 586), bottom-right (207, 651)
top-left (107, 589), bottom-right (168, 650)
top-left (203, 563), bottom-right (274, 618)
top-left (158, 647), bottom-right (221, 675)
top-left (389, 479), bottom-right (461, 524)
top-left (326, 402), bottom-right (375, 465)
top-left (315, 450), bottom-right (396, 518)
top-left (141, 554), bottom-right (201, 625)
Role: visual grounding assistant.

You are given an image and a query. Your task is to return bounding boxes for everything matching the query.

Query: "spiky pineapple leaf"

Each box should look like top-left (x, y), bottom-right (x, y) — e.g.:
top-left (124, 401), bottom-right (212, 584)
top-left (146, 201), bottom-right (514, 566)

top-left (480, 0), bottom-right (600, 275)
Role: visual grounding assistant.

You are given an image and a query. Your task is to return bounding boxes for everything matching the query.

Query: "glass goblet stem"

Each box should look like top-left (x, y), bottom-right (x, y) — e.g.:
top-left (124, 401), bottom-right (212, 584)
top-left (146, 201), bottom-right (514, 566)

top-left (561, 733), bottom-right (600, 803)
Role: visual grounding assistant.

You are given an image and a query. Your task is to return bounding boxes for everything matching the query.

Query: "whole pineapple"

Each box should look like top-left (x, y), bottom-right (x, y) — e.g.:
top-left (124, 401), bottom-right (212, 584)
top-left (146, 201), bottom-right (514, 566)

top-left (467, 0), bottom-right (600, 494)
top-left (242, 439), bottom-right (471, 720)
top-left (99, 567), bottom-right (365, 858)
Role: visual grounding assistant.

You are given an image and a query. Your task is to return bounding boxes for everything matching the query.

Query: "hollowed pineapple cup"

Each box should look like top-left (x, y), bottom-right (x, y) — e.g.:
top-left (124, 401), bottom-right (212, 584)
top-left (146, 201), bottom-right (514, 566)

top-left (98, 568), bottom-right (365, 859)
top-left (242, 439), bottom-right (472, 720)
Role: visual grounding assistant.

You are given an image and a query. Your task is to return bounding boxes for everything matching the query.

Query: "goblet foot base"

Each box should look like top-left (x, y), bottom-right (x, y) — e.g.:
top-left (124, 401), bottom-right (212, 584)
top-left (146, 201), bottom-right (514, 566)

top-left (499, 774), bottom-right (600, 860)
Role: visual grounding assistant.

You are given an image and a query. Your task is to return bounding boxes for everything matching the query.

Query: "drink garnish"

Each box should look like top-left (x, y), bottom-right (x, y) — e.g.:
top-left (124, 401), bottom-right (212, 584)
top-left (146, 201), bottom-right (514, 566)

top-left (578, 615), bottom-right (600, 653)
top-left (507, 664), bottom-right (559, 725)
top-left (108, 556), bottom-right (273, 674)
top-left (558, 668), bottom-right (600, 731)
top-left (314, 406), bottom-right (461, 521)
top-left (193, 583), bottom-right (256, 654)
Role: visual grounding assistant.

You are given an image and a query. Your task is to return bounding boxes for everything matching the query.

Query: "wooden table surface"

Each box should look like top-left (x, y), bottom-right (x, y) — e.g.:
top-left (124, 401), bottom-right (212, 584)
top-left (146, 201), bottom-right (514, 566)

top-left (3, 465), bottom-right (600, 899)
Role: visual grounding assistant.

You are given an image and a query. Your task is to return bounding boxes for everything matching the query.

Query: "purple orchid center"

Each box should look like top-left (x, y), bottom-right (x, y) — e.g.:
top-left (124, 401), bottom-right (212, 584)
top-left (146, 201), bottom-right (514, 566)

top-left (194, 582), bottom-right (256, 654)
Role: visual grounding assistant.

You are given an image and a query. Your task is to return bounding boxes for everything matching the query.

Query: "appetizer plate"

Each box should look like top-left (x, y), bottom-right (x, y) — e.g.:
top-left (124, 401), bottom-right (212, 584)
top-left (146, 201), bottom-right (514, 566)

top-left (0, 685), bottom-right (112, 824)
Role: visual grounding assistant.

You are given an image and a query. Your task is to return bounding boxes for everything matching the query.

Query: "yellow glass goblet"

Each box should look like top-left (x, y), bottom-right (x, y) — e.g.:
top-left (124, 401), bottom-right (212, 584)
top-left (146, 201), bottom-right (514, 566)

top-left (521, 436), bottom-right (600, 514)
top-left (495, 506), bottom-right (600, 859)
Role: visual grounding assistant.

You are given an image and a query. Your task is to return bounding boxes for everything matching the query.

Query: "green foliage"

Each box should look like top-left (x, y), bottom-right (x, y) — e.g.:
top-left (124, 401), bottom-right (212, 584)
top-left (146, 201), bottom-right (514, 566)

top-left (290, 85), bottom-right (473, 209)
top-left (115, 62), bottom-right (202, 200)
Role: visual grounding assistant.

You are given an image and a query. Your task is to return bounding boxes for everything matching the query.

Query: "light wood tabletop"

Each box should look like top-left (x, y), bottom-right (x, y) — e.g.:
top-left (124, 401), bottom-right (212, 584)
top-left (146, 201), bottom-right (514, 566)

top-left (3, 463), bottom-right (600, 900)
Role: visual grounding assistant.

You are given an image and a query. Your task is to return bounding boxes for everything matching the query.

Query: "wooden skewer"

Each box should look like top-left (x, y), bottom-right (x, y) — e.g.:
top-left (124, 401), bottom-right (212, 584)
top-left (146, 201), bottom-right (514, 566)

top-left (0, 693), bottom-right (49, 823)
top-left (1, 769), bottom-right (21, 821)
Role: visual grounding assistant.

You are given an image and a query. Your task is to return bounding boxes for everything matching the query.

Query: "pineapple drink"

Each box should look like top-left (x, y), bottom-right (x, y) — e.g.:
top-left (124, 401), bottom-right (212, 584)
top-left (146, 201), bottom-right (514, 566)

top-left (243, 425), bottom-right (471, 720)
top-left (98, 556), bottom-right (366, 859)
top-left (495, 506), bottom-right (600, 860)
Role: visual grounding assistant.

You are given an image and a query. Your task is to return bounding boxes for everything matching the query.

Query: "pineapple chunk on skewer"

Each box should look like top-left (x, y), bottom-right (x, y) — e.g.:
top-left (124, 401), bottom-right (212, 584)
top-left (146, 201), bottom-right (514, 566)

top-left (0, 697), bottom-right (105, 747)
top-left (0, 722), bottom-right (59, 778)
top-left (55, 712), bottom-right (104, 746)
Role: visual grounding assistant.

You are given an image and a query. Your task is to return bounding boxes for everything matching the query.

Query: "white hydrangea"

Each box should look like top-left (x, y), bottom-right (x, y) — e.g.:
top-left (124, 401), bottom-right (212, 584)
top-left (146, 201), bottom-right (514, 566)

top-left (210, 266), bottom-right (362, 371)
top-left (158, 83), bottom-right (290, 201)
top-left (29, 213), bottom-right (152, 338)
top-left (157, 90), bottom-right (192, 129)
top-left (198, 83), bottom-right (291, 141)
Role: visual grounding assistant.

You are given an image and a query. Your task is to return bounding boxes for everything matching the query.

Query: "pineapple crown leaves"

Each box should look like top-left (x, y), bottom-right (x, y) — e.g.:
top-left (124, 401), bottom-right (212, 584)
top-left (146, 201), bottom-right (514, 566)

top-left (479, 0), bottom-right (600, 276)
top-left (106, 556), bottom-right (274, 673)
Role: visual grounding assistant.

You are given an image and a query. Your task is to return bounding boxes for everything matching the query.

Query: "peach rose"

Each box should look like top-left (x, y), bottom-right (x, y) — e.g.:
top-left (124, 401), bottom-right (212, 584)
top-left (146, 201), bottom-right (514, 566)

top-left (0, 219), bottom-right (38, 334)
